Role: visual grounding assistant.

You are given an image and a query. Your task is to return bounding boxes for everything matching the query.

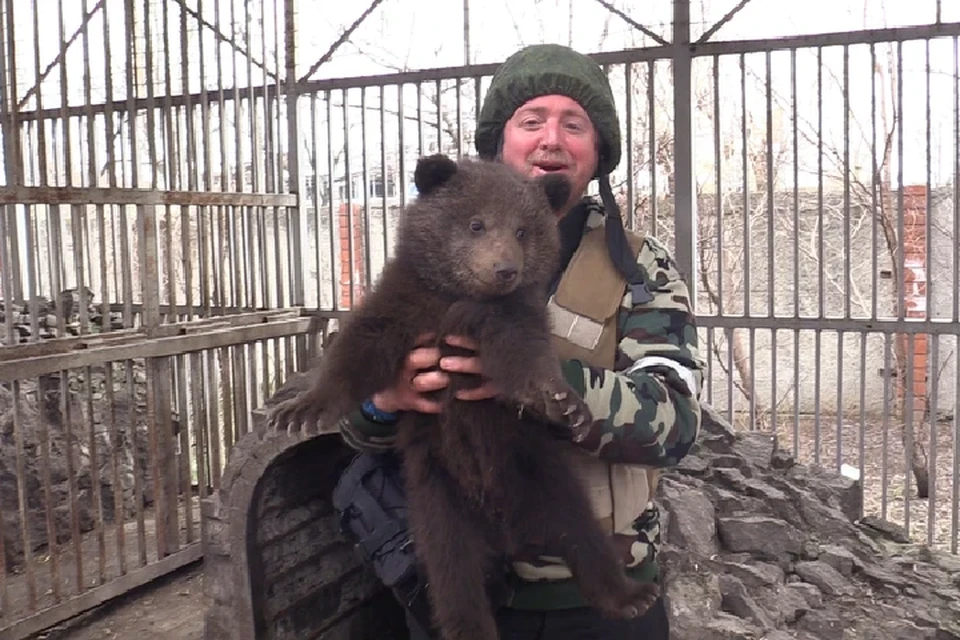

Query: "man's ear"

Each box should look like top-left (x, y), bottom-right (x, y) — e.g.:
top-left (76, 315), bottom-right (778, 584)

top-left (537, 173), bottom-right (572, 212)
top-left (414, 154), bottom-right (458, 196)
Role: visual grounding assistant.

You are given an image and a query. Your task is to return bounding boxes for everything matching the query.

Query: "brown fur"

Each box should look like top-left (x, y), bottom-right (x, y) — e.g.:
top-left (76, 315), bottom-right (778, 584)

top-left (268, 154), bottom-right (659, 640)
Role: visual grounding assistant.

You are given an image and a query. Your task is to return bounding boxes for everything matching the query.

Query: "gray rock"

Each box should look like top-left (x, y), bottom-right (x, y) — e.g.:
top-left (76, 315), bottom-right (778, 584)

top-left (819, 544), bottom-right (860, 576)
top-left (649, 402), bottom-right (959, 639)
top-left (793, 560), bottom-right (853, 596)
top-left (735, 430), bottom-right (777, 469)
top-left (717, 515), bottom-right (806, 558)
top-left (660, 485), bottom-right (718, 557)
top-left (718, 574), bottom-right (775, 629)
top-left (795, 610), bottom-right (845, 640)
top-left (784, 582), bottom-right (824, 609)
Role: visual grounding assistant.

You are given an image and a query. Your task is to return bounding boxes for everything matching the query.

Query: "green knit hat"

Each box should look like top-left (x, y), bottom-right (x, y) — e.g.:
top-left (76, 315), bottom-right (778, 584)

top-left (474, 43), bottom-right (621, 177)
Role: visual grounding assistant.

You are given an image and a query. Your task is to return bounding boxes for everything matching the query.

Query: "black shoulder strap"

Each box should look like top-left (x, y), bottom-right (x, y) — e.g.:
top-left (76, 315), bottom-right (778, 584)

top-left (598, 175), bottom-right (654, 305)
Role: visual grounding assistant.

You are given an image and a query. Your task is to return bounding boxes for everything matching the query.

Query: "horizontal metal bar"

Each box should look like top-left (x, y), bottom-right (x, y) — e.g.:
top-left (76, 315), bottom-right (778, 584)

top-left (0, 186), bottom-right (297, 207)
top-left (0, 546), bottom-right (202, 640)
top-left (695, 21), bottom-right (960, 56)
top-left (697, 314), bottom-right (960, 335)
top-left (0, 317), bottom-right (314, 381)
top-left (15, 47), bottom-right (675, 123)
top-left (0, 310), bottom-right (305, 361)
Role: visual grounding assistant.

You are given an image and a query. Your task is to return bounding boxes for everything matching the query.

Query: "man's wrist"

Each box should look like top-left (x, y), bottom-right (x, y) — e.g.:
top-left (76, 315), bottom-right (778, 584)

top-left (361, 397), bottom-right (399, 423)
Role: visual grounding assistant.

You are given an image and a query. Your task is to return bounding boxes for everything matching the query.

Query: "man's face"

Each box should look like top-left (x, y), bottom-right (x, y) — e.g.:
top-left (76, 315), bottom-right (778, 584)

top-left (500, 94), bottom-right (599, 217)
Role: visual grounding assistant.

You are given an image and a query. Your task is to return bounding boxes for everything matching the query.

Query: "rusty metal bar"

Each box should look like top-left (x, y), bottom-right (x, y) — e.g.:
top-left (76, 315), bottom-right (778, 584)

top-left (0, 546), bottom-right (202, 640)
top-left (0, 186), bottom-right (297, 207)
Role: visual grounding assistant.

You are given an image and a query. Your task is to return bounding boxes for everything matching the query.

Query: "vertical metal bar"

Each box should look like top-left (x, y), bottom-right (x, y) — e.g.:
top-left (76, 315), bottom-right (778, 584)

top-left (361, 87), bottom-right (372, 290)
top-left (326, 91), bottom-right (337, 309)
top-left (382, 84), bottom-right (390, 262)
top-left (882, 333), bottom-right (892, 520)
top-left (308, 94), bottom-right (320, 310)
top-left (416, 81), bottom-right (424, 157)
top-left (11, 381), bottom-right (35, 607)
top-left (836, 331), bottom-right (844, 471)
top-left (739, 53), bottom-right (756, 429)
top-left (455, 78), bottom-right (463, 158)
top-left (764, 50), bottom-right (775, 432)
top-left (38, 375), bottom-right (61, 601)
top-left (951, 34), bottom-right (960, 555)
top-left (814, 46), bottom-right (824, 465)
top-left (343, 88), bottom-right (355, 309)
top-left (713, 55), bottom-right (722, 311)
top-left (624, 63), bottom-right (633, 230)
top-left (923, 38), bottom-right (936, 548)
top-left (647, 60), bottom-right (657, 235)
top-left (122, 0), bottom-right (145, 569)
top-left (398, 84), bottom-right (407, 211)
top-left (463, 0), bottom-right (470, 66)
top-left (871, 43), bottom-right (879, 323)
top-left (858, 332), bottom-right (867, 508)
top-left (672, 0), bottom-right (696, 307)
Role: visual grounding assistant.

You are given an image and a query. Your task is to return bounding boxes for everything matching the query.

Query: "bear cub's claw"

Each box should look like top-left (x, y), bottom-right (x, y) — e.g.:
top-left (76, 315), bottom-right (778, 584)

top-left (596, 581), bottom-right (660, 621)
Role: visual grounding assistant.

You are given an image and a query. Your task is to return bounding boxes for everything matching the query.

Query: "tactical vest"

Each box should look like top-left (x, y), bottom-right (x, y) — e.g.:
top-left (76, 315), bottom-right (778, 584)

top-left (546, 221), bottom-right (661, 536)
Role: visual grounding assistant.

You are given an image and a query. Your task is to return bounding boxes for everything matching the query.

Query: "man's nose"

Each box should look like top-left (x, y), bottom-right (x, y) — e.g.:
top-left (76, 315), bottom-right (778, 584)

top-left (538, 119), bottom-right (562, 148)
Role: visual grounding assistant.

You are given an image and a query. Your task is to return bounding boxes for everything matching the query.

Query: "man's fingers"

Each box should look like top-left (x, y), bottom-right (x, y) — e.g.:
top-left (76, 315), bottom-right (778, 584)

top-left (407, 346), bottom-right (442, 371)
top-left (413, 332), bottom-right (437, 348)
top-left (410, 398), bottom-right (443, 414)
top-left (439, 355), bottom-right (484, 375)
top-left (411, 370), bottom-right (449, 393)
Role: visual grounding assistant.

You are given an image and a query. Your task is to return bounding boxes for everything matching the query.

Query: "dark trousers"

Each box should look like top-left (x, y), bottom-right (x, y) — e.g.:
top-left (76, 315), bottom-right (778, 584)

top-left (406, 596), bottom-right (670, 640)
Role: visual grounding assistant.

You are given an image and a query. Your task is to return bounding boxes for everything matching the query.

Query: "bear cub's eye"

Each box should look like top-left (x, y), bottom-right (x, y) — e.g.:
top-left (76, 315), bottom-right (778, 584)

top-left (469, 219), bottom-right (484, 233)
top-left (515, 228), bottom-right (526, 240)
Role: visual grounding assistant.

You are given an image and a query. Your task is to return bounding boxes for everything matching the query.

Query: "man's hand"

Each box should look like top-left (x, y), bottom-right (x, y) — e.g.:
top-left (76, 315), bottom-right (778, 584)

top-left (370, 333), bottom-right (448, 414)
top-left (439, 335), bottom-right (501, 401)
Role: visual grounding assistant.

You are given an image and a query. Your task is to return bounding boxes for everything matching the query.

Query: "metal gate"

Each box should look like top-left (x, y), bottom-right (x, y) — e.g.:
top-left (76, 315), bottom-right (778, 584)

top-left (1, 0), bottom-right (959, 637)
top-left (0, 1), bottom-right (308, 636)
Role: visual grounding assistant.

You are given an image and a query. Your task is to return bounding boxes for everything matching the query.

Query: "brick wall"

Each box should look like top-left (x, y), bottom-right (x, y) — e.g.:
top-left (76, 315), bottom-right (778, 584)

top-left (896, 185), bottom-right (929, 421)
top-left (338, 204), bottom-right (368, 309)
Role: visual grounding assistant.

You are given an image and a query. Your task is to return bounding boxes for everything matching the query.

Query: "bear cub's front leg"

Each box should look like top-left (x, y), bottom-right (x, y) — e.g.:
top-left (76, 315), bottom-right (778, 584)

top-left (441, 299), bottom-right (592, 440)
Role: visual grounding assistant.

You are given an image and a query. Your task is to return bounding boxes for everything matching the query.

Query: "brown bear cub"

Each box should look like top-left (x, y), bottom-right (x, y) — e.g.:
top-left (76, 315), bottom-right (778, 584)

top-left (268, 154), bottom-right (659, 640)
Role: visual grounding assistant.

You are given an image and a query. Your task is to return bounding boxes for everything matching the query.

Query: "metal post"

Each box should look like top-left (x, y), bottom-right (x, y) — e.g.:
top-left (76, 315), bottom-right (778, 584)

top-left (672, 0), bottom-right (697, 309)
top-left (285, 0), bottom-right (302, 306)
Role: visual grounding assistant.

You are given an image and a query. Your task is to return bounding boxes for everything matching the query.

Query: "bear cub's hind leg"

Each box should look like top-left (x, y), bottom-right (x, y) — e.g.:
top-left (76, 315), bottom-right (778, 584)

top-left (404, 448), bottom-right (501, 640)
top-left (517, 451), bottom-right (660, 621)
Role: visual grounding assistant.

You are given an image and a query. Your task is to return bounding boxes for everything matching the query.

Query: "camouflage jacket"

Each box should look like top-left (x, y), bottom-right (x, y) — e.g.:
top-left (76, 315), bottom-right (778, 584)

top-left (339, 196), bottom-right (705, 608)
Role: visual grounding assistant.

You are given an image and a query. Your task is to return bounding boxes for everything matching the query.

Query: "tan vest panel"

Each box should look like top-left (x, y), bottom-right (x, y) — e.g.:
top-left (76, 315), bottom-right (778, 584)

top-left (546, 223), bottom-right (661, 535)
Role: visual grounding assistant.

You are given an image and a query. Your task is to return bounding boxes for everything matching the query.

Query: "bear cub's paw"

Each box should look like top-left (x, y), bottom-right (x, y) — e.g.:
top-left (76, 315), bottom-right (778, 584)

top-left (516, 378), bottom-right (593, 442)
top-left (595, 580), bottom-right (661, 620)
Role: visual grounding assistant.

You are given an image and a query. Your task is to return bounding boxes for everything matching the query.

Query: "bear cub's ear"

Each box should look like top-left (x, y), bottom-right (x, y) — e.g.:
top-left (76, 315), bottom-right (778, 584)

top-left (414, 154), bottom-right (459, 196)
top-left (537, 173), bottom-right (572, 212)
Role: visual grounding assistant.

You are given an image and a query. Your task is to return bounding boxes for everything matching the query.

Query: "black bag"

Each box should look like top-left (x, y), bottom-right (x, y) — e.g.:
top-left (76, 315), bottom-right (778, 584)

top-left (331, 451), bottom-right (434, 632)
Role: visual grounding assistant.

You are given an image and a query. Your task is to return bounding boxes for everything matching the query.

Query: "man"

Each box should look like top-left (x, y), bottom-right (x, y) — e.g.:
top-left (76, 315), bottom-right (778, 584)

top-left (337, 43), bottom-right (703, 639)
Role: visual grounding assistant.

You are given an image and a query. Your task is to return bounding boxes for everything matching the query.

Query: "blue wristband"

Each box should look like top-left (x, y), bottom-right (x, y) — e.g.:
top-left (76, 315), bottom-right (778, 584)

top-left (361, 398), bottom-right (399, 423)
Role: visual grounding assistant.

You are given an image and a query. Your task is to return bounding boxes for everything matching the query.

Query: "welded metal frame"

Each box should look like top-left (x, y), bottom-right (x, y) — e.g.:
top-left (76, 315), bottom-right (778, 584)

top-left (0, 1), bottom-right (958, 637)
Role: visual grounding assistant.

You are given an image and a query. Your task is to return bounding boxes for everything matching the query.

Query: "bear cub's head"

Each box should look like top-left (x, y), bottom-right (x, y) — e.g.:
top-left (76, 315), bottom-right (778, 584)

top-left (399, 154), bottom-right (571, 299)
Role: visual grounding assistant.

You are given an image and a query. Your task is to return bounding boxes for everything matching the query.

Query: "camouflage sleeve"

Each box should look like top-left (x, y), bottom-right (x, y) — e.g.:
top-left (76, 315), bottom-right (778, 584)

top-left (338, 408), bottom-right (399, 453)
top-left (559, 235), bottom-right (704, 467)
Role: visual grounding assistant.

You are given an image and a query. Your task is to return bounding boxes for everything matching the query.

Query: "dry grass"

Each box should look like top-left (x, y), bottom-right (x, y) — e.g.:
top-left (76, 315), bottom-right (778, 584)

top-left (725, 410), bottom-right (959, 553)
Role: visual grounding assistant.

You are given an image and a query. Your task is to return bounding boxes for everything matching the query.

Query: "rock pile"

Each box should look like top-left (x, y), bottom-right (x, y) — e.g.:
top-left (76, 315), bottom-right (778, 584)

top-left (0, 287), bottom-right (126, 344)
top-left (656, 404), bottom-right (960, 639)
top-left (0, 288), bottom-right (165, 572)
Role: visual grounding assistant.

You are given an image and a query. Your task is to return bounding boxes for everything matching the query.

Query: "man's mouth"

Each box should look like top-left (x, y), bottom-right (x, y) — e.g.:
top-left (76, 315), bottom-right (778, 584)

top-left (533, 162), bottom-right (568, 173)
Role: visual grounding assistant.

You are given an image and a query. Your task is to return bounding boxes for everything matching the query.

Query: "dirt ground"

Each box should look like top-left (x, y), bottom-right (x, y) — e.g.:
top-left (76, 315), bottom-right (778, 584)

top-left (28, 563), bottom-right (205, 640)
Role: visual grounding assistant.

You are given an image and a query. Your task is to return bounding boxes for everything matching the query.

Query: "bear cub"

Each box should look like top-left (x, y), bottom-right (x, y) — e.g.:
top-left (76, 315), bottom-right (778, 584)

top-left (268, 154), bottom-right (659, 640)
